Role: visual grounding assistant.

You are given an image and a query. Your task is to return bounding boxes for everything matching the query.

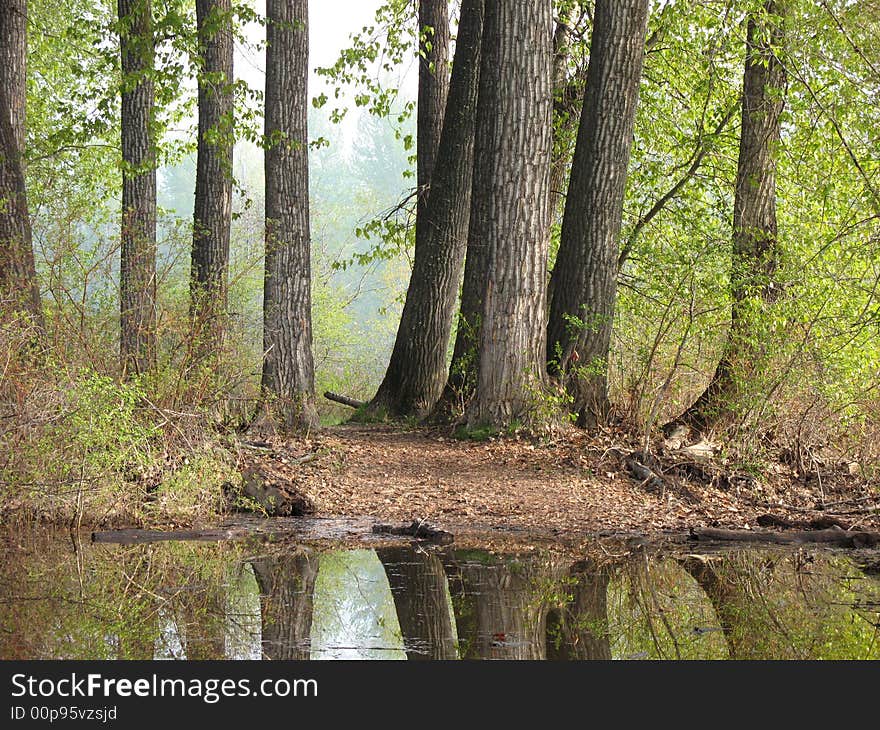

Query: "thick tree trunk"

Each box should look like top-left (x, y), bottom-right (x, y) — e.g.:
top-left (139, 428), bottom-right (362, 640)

top-left (465, 0), bottom-right (554, 430)
top-left (118, 0), bottom-right (157, 377)
top-left (191, 0), bottom-right (233, 358)
top-left (0, 0), bottom-right (43, 337)
top-left (370, 0), bottom-right (484, 420)
top-left (416, 0), bottom-right (450, 242)
top-left (252, 553), bottom-right (318, 660)
top-left (260, 0), bottom-right (318, 430)
top-left (546, 0), bottom-right (649, 429)
top-left (674, 1), bottom-right (786, 433)
top-left (377, 546), bottom-right (458, 660)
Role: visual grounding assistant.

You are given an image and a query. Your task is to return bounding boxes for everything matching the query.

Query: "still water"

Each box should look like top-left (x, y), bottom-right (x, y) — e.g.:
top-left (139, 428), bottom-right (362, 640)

top-left (1, 528), bottom-right (878, 660)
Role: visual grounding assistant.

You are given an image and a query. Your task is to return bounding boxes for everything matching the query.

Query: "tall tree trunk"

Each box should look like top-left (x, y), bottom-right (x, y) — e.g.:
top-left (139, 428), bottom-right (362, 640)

top-left (377, 546), bottom-right (458, 660)
top-left (118, 0), bottom-right (157, 377)
top-left (370, 0), bottom-right (484, 420)
top-left (465, 0), bottom-right (554, 430)
top-left (416, 0), bottom-right (450, 241)
top-left (261, 0), bottom-right (318, 430)
top-left (673, 0), bottom-right (786, 434)
top-left (546, 0), bottom-right (649, 430)
top-left (252, 554), bottom-right (318, 660)
top-left (0, 0), bottom-right (43, 338)
top-left (191, 0), bottom-right (233, 359)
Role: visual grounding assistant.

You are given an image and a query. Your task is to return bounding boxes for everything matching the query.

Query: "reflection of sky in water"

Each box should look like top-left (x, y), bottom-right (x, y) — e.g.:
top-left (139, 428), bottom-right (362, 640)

top-left (154, 607), bottom-right (185, 660)
top-left (310, 550), bottom-right (406, 660)
top-left (225, 562), bottom-right (262, 660)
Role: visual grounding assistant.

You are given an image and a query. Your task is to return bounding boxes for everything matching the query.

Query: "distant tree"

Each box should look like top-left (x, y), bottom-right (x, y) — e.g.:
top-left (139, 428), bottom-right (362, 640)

top-left (260, 0), bottom-right (318, 430)
top-left (466, 0), bottom-right (554, 430)
top-left (546, 0), bottom-right (650, 428)
top-left (118, 0), bottom-right (157, 377)
top-left (190, 0), bottom-right (233, 358)
top-left (673, 0), bottom-right (787, 433)
top-left (0, 0), bottom-right (44, 338)
top-left (369, 0), bottom-right (484, 419)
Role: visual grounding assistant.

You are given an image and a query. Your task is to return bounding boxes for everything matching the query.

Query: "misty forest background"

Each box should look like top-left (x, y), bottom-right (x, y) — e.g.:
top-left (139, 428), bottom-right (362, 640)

top-left (1, 0), bottom-right (879, 523)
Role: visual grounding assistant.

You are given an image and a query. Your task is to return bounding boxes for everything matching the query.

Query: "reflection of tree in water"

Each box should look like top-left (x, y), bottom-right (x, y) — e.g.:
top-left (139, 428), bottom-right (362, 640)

top-left (251, 551), bottom-right (318, 660)
top-left (445, 552), bottom-right (566, 659)
top-left (546, 559), bottom-right (614, 660)
top-left (377, 546), bottom-right (458, 659)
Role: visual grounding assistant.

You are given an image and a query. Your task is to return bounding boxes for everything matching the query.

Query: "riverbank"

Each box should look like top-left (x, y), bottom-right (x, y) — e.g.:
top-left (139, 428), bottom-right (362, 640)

top-left (236, 423), bottom-right (880, 538)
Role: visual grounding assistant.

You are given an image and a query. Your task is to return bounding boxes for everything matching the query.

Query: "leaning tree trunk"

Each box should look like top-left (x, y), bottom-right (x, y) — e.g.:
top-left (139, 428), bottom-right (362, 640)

top-left (416, 0), bottom-right (450, 244)
top-left (546, 0), bottom-right (649, 430)
top-left (377, 546), bottom-right (458, 660)
top-left (465, 0), bottom-right (554, 430)
top-left (673, 0), bottom-right (786, 434)
top-left (191, 0), bottom-right (233, 359)
top-left (252, 553), bottom-right (318, 661)
top-left (0, 0), bottom-right (44, 338)
top-left (260, 0), bottom-right (318, 430)
top-left (118, 0), bottom-right (157, 377)
top-left (369, 0), bottom-right (484, 420)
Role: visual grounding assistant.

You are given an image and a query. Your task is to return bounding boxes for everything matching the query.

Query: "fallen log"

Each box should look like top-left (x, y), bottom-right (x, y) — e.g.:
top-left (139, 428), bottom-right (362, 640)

top-left (689, 526), bottom-right (880, 548)
top-left (324, 391), bottom-right (364, 409)
top-left (372, 520), bottom-right (454, 545)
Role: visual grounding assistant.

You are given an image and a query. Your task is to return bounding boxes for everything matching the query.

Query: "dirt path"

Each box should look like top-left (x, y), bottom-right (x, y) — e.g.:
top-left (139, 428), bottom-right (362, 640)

top-left (266, 424), bottom-right (825, 536)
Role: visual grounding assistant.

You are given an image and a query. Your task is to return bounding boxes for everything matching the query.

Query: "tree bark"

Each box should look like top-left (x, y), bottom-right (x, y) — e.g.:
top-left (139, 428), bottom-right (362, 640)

top-left (546, 0), bottom-right (649, 429)
top-left (674, 0), bottom-right (786, 433)
top-left (261, 0), bottom-right (318, 430)
top-left (0, 0), bottom-right (44, 337)
top-left (252, 553), bottom-right (318, 660)
top-left (377, 546), bottom-right (458, 660)
top-left (416, 0), bottom-right (450, 244)
top-left (118, 0), bottom-right (157, 377)
top-left (191, 0), bottom-right (233, 359)
top-left (465, 0), bottom-right (554, 430)
top-left (370, 0), bottom-right (484, 420)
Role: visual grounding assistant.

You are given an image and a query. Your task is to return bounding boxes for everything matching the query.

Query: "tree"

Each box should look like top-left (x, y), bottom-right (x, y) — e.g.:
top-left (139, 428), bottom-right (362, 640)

top-left (673, 0), bottom-right (787, 434)
top-left (546, 0), bottom-right (650, 429)
top-left (261, 0), bottom-right (318, 430)
top-left (190, 0), bottom-right (233, 358)
top-left (465, 0), bottom-right (554, 430)
top-left (118, 0), bottom-right (157, 377)
top-left (369, 0), bottom-right (484, 419)
top-left (0, 0), bottom-right (44, 338)
top-left (251, 554), bottom-right (318, 660)
top-left (415, 0), bottom-right (449, 236)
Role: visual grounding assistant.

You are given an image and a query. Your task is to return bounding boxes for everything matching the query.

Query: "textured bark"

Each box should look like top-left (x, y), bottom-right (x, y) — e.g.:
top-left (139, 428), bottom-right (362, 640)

top-left (377, 546), bottom-right (458, 660)
top-left (370, 0), bottom-right (484, 419)
top-left (546, 0), bottom-right (649, 429)
top-left (191, 0), bottom-right (233, 357)
top-left (118, 0), bottom-right (157, 377)
top-left (675, 0), bottom-right (786, 433)
top-left (416, 0), bottom-right (450, 243)
top-left (252, 554), bottom-right (318, 660)
top-left (466, 0), bottom-right (554, 429)
top-left (0, 0), bottom-right (26, 150)
top-left (261, 0), bottom-right (318, 430)
top-left (0, 0), bottom-right (43, 337)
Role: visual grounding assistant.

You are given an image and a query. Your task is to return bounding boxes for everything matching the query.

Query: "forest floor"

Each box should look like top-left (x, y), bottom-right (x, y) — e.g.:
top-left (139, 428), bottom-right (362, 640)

top-left (237, 423), bottom-right (880, 538)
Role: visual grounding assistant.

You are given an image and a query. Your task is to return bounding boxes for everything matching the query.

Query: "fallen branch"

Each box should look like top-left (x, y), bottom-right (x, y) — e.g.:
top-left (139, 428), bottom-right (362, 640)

top-left (689, 526), bottom-right (880, 548)
top-left (372, 520), bottom-right (454, 545)
top-left (324, 391), bottom-right (365, 409)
